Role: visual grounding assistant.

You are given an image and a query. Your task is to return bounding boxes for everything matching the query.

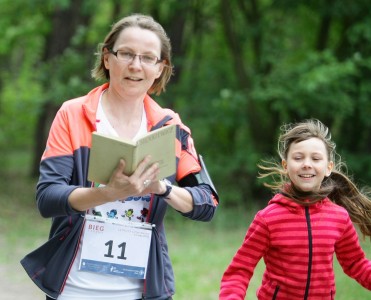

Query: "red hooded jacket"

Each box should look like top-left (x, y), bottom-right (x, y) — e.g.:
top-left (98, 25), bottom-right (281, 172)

top-left (220, 193), bottom-right (371, 299)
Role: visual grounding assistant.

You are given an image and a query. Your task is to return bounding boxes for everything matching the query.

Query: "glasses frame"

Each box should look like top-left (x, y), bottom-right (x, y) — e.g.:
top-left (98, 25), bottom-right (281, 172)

top-left (109, 49), bottom-right (163, 66)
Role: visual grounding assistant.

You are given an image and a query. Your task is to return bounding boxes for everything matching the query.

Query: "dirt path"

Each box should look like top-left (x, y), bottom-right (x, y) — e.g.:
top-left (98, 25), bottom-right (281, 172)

top-left (0, 263), bottom-right (45, 299)
top-left (0, 231), bottom-right (46, 299)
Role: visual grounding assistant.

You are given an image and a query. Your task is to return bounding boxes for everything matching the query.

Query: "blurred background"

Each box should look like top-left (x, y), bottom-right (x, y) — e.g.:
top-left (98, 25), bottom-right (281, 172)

top-left (1, 0), bottom-right (371, 205)
top-left (1, 0), bottom-right (371, 299)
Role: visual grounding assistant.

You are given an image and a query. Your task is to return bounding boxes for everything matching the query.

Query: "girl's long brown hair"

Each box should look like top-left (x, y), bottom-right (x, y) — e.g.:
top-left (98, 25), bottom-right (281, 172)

top-left (258, 119), bottom-right (371, 238)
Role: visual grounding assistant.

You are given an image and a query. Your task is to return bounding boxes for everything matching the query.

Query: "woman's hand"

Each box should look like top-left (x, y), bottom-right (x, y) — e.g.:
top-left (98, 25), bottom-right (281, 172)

top-left (106, 156), bottom-right (161, 199)
top-left (68, 155), bottom-right (160, 211)
top-left (69, 155), bottom-right (192, 213)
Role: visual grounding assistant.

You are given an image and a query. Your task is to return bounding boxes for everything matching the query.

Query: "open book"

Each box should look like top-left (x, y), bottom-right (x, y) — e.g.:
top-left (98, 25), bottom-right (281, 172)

top-left (88, 124), bottom-right (176, 184)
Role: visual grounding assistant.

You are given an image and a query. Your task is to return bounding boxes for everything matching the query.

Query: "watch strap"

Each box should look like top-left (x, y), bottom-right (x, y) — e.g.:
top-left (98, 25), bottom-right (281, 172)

top-left (156, 180), bottom-right (172, 197)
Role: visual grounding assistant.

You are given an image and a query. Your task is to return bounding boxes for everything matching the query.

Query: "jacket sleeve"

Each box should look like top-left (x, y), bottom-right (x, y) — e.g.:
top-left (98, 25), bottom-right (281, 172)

top-left (335, 215), bottom-right (371, 290)
top-left (219, 212), bottom-right (269, 300)
top-left (176, 125), bottom-right (218, 221)
top-left (181, 184), bottom-right (217, 221)
top-left (36, 107), bottom-right (83, 218)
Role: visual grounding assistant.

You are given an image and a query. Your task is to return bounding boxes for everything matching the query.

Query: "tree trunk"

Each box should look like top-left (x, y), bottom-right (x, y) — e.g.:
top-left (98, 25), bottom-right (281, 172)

top-left (31, 0), bottom-right (91, 177)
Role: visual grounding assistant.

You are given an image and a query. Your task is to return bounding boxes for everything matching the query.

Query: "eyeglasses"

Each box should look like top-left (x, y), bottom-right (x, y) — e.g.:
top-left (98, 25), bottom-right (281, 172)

top-left (110, 49), bottom-right (162, 66)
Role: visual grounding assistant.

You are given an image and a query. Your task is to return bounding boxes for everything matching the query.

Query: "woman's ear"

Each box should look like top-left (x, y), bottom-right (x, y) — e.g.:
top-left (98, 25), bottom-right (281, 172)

top-left (155, 62), bottom-right (165, 79)
top-left (103, 48), bottom-right (110, 69)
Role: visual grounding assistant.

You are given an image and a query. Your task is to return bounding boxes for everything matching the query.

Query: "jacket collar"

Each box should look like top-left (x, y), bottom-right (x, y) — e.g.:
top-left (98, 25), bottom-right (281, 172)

top-left (82, 83), bottom-right (172, 131)
top-left (269, 193), bottom-right (330, 215)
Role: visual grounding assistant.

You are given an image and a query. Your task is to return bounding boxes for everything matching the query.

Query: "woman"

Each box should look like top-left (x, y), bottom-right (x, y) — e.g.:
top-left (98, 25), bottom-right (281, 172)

top-left (21, 14), bottom-right (219, 300)
top-left (219, 119), bottom-right (371, 299)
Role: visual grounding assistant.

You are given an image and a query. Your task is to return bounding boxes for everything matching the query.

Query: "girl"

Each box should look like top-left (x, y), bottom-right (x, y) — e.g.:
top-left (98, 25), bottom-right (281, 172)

top-left (219, 119), bottom-right (371, 299)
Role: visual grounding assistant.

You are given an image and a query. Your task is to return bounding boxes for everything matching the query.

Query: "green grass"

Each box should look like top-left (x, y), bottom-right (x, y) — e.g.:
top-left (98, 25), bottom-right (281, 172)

top-left (0, 174), bottom-right (50, 264)
top-left (1, 170), bottom-right (370, 299)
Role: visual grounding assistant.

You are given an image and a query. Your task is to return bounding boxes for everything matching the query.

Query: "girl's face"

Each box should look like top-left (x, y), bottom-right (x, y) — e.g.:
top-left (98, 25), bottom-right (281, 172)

top-left (103, 26), bottom-right (164, 98)
top-left (282, 137), bottom-right (333, 192)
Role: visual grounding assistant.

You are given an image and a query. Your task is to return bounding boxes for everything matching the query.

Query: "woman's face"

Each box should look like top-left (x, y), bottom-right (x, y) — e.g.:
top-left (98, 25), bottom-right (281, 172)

top-left (282, 137), bottom-right (333, 192)
top-left (104, 26), bottom-right (164, 98)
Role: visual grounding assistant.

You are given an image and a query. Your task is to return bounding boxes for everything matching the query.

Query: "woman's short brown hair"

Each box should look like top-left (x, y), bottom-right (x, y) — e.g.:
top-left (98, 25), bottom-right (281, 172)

top-left (91, 14), bottom-right (173, 95)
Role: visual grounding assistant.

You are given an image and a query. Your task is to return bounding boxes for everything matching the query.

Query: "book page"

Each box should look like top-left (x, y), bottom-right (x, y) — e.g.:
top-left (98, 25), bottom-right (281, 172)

top-left (88, 133), bottom-right (136, 184)
top-left (135, 125), bottom-right (176, 180)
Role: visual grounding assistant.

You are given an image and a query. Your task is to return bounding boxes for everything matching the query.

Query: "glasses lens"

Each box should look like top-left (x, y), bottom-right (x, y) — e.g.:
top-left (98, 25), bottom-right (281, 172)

top-left (117, 51), bottom-right (135, 62)
top-left (115, 51), bottom-right (159, 65)
top-left (140, 55), bottom-right (157, 65)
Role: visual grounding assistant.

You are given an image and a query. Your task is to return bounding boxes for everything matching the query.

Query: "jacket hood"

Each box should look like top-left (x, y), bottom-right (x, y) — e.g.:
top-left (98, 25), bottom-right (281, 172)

top-left (268, 193), bottom-right (331, 215)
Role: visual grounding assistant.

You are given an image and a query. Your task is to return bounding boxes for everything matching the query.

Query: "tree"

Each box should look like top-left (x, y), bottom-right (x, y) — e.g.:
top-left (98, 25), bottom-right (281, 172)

top-left (1, 0), bottom-right (370, 206)
top-left (31, 0), bottom-right (94, 176)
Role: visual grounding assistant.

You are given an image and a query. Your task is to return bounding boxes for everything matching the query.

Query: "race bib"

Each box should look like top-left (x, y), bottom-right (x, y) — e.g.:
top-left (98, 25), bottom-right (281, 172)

top-left (79, 215), bottom-right (153, 279)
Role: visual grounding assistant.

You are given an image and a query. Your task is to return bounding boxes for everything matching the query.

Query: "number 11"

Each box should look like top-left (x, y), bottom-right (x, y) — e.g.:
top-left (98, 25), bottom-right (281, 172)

top-left (104, 240), bottom-right (127, 260)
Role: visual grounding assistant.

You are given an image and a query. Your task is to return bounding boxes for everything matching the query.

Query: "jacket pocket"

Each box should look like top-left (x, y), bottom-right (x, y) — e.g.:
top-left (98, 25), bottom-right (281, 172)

top-left (257, 281), bottom-right (280, 300)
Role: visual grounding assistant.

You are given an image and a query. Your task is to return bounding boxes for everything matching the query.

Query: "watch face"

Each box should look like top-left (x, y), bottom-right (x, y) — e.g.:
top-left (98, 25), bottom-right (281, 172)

top-left (160, 179), bottom-right (172, 197)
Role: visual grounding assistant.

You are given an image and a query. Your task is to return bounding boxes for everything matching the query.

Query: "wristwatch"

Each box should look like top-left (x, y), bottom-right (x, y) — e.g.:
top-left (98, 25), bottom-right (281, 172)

top-left (156, 179), bottom-right (172, 198)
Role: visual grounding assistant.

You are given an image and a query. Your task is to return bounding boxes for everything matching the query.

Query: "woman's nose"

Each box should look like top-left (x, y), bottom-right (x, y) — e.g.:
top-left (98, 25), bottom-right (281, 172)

top-left (129, 55), bottom-right (142, 68)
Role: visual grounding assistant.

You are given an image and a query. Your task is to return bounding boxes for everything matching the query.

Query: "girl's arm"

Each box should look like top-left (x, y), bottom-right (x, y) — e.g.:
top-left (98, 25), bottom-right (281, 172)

top-left (219, 213), bottom-right (269, 299)
top-left (335, 215), bottom-right (371, 290)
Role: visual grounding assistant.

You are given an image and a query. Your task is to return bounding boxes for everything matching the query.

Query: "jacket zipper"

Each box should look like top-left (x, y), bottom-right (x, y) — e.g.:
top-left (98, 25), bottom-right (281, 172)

top-left (59, 216), bottom-right (86, 294)
top-left (304, 207), bottom-right (313, 300)
top-left (272, 285), bottom-right (279, 299)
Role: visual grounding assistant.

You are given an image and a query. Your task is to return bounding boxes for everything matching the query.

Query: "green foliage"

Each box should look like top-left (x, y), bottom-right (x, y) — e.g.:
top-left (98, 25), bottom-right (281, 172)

top-left (0, 75), bottom-right (43, 148)
top-left (39, 48), bottom-right (96, 104)
top-left (0, 0), bottom-right (371, 206)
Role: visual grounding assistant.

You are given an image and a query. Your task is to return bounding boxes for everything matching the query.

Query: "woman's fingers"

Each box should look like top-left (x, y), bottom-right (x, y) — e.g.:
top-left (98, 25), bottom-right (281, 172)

top-left (135, 155), bottom-right (152, 175)
top-left (136, 156), bottom-right (160, 179)
top-left (107, 157), bottom-right (160, 196)
top-left (116, 159), bottom-right (126, 173)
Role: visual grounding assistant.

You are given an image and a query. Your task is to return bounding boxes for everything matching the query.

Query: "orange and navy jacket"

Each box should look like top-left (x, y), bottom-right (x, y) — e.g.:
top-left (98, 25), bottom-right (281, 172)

top-left (220, 193), bottom-right (371, 300)
top-left (21, 83), bottom-right (218, 299)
